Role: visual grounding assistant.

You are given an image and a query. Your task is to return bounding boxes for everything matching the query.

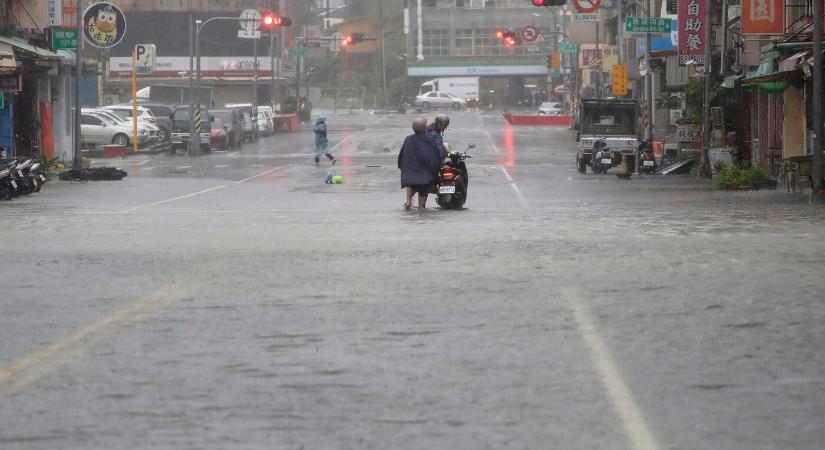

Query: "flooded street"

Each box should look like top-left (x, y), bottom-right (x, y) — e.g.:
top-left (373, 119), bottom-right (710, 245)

top-left (1, 112), bottom-right (823, 449)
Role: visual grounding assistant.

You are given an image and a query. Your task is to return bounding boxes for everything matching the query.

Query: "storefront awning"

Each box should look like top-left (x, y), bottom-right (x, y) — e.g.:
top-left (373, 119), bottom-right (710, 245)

top-left (741, 50), bottom-right (792, 92)
top-left (0, 42), bottom-right (16, 74)
top-left (0, 35), bottom-right (61, 59)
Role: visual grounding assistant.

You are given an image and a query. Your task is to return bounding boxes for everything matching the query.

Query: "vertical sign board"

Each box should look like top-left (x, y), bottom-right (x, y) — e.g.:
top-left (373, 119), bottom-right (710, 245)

top-left (742, 0), bottom-right (784, 34)
top-left (678, 0), bottom-right (705, 65)
top-left (48, 0), bottom-right (62, 26)
top-left (551, 51), bottom-right (561, 70)
top-left (612, 64), bottom-right (628, 96)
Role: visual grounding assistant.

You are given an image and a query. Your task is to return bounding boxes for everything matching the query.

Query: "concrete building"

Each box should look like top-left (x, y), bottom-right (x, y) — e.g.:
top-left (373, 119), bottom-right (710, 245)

top-left (405, 0), bottom-right (566, 107)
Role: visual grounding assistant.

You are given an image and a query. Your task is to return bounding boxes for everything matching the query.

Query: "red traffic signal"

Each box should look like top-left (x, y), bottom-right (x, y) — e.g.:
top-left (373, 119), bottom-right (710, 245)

top-left (261, 13), bottom-right (291, 27)
top-left (496, 30), bottom-right (519, 47)
top-left (532, 0), bottom-right (567, 5)
top-left (341, 33), bottom-right (365, 47)
top-left (341, 35), bottom-right (354, 47)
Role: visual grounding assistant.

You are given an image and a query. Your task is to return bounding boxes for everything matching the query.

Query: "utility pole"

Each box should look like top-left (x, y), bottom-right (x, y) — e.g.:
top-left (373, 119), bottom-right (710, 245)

top-left (644, 0), bottom-right (653, 174)
top-left (72, 0), bottom-right (84, 169)
top-left (276, 0), bottom-right (283, 110)
top-left (188, 0), bottom-right (197, 157)
top-left (814, 0), bottom-right (824, 189)
top-left (253, 35), bottom-right (258, 140)
top-left (379, 0), bottom-right (386, 106)
top-left (270, 0), bottom-right (276, 108)
top-left (700, 0), bottom-right (712, 177)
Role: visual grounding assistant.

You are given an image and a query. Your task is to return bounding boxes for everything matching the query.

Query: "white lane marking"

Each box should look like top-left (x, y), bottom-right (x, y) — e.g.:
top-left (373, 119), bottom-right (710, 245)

top-left (234, 165), bottom-right (287, 184)
top-left (562, 287), bottom-right (659, 450)
top-left (125, 185), bottom-right (228, 212)
top-left (483, 129), bottom-right (500, 155)
top-left (213, 165), bottom-right (229, 169)
top-left (329, 134), bottom-right (354, 153)
top-left (142, 166), bottom-right (157, 171)
top-left (175, 165), bottom-right (193, 170)
top-left (499, 166), bottom-right (529, 208)
top-left (250, 164), bottom-right (264, 168)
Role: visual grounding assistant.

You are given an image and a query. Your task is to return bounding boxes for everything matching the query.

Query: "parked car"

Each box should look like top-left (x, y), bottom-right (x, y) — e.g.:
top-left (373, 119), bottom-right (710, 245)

top-left (169, 106), bottom-right (211, 154)
top-left (224, 103), bottom-right (257, 140)
top-left (210, 118), bottom-right (229, 150)
top-left (538, 102), bottom-right (563, 116)
top-left (80, 113), bottom-right (147, 147)
top-left (83, 108), bottom-right (159, 144)
top-left (257, 111), bottom-right (273, 136)
top-left (414, 91), bottom-right (467, 110)
top-left (257, 106), bottom-right (274, 135)
top-left (104, 105), bottom-right (158, 126)
top-left (135, 101), bottom-right (175, 141)
top-left (210, 109), bottom-right (243, 148)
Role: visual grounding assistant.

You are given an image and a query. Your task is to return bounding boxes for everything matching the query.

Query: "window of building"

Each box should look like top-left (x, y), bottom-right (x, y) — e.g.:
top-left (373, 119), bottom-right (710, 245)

top-left (423, 29), bottom-right (449, 56)
top-left (455, 29), bottom-right (501, 56)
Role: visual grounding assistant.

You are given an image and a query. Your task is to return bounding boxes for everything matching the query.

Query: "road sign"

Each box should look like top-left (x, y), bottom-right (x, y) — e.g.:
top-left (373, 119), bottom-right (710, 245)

top-left (237, 29), bottom-right (261, 39)
top-left (551, 51), bottom-right (561, 70)
top-left (521, 25), bottom-right (539, 42)
top-left (625, 16), bottom-right (671, 33)
top-left (574, 12), bottom-right (601, 22)
top-left (559, 43), bottom-right (579, 53)
top-left (288, 48), bottom-right (307, 58)
top-left (572, 0), bottom-right (601, 13)
top-left (612, 64), bottom-right (628, 96)
top-left (239, 9), bottom-right (261, 32)
top-left (134, 44), bottom-right (155, 75)
top-left (330, 32), bottom-right (343, 52)
top-left (82, 2), bottom-right (126, 49)
top-left (51, 27), bottom-right (78, 49)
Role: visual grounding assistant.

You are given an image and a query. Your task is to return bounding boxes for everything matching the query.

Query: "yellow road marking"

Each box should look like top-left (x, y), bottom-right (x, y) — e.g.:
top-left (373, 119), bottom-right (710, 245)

top-left (562, 287), bottom-right (660, 450)
top-left (0, 285), bottom-right (192, 399)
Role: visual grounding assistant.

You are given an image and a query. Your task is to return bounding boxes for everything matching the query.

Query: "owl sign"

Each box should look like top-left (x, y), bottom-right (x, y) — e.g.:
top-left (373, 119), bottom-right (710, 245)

top-left (83, 2), bottom-right (126, 49)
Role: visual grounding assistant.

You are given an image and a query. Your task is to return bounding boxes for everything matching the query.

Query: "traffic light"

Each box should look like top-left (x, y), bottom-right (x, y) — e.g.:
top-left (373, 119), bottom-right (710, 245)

top-left (495, 30), bottom-right (518, 47)
top-left (261, 12), bottom-right (291, 27)
top-left (532, 0), bottom-right (567, 6)
top-left (546, 53), bottom-right (553, 69)
top-left (341, 33), bottom-right (365, 48)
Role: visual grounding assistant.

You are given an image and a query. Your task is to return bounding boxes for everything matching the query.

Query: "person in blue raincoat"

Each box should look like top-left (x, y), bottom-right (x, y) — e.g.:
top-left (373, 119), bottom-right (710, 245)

top-left (398, 118), bottom-right (441, 210)
top-left (425, 113), bottom-right (449, 162)
top-left (313, 117), bottom-right (336, 166)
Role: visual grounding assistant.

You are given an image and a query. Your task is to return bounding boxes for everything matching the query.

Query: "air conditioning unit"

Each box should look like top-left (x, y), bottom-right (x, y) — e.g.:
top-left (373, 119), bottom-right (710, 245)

top-left (103, 94), bottom-right (119, 106)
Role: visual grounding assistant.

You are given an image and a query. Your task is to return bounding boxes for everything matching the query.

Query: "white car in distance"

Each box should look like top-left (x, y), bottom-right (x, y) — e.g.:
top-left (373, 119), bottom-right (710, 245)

top-left (538, 102), bottom-right (563, 116)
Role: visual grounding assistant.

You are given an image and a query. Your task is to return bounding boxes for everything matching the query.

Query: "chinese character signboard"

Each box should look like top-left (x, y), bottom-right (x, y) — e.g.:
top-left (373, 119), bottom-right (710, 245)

top-left (625, 17), bottom-right (671, 33)
top-left (742, 0), bottom-right (784, 34)
top-left (51, 27), bottom-right (78, 49)
top-left (678, 0), bottom-right (705, 65)
top-left (612, 64), bottom-right (628, 96)
top-left (48, 0), bottom-right (62, 26)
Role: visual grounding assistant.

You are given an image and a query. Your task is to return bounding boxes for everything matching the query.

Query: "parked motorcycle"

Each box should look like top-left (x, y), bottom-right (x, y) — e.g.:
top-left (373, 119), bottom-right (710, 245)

top-left (436, 143), bottom-right (474, 209)
top-left (0, 166), bottom-right (14, 200)
top-left (590, 138), bottom-right (613, 174)
top-left (638, 140), bottom-right (656, 174)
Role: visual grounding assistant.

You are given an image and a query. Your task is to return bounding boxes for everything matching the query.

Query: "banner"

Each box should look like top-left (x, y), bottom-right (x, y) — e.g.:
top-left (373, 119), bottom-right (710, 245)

top-left (678, 0), bottom-right (705, 65)
top-left (742, 0), bottom-right (784, 34)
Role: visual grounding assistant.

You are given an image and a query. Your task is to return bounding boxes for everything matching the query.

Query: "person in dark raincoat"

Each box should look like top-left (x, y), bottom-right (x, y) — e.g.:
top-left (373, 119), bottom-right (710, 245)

top-left (398, 118), bottom-right (441, 210)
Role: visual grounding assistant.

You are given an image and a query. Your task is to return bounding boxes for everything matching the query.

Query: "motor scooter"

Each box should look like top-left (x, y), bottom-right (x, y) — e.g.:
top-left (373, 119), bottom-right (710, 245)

top-left (436, 144), bottom-right (474, 209)
top-left (638, 140), bottom-right (656, 174)
top-left (590, 138), bottom-right (613, 174)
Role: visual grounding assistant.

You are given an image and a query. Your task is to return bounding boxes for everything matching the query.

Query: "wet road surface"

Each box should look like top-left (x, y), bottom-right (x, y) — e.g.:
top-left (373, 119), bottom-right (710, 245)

top-left (1, 112), bottom-right (824, 449)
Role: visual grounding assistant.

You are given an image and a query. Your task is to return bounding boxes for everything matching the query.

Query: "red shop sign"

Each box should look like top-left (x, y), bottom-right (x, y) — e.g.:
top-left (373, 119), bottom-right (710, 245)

top-left (678, 0), bottom-right (705, 65)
